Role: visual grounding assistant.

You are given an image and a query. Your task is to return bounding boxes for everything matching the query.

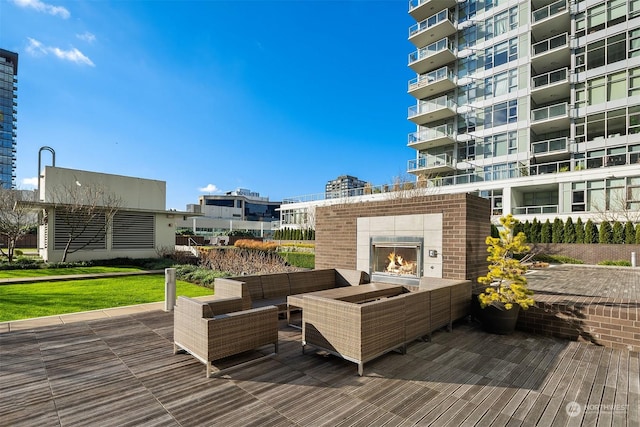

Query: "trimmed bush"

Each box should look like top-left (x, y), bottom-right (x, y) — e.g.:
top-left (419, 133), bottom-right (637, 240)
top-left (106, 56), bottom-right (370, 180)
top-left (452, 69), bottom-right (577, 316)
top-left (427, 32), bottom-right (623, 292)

top-left (599, 221), bottom-right (613, 244)
top-left (585, 219), bottom-right (598, 243)
top-left (575, 217), bottom-right (585, 244)
top-left (541, 219), bottom-right (552, 243)
top-left (598, 260), bottom-right (632, 267)
top-left (532, 253), bottom-right (584, 264)
top-left (625, 221), bottom-right (636, 244)
top-left (563, 217), bottom-right (575, 243)
top-left (552, 218), bottom-right (564, 243)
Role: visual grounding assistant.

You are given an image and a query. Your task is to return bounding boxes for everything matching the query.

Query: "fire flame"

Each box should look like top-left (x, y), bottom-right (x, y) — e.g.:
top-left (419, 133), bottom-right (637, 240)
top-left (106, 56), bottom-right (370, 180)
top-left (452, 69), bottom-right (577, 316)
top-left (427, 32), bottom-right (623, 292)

top-left (386, 251), bottom-right (416, 275)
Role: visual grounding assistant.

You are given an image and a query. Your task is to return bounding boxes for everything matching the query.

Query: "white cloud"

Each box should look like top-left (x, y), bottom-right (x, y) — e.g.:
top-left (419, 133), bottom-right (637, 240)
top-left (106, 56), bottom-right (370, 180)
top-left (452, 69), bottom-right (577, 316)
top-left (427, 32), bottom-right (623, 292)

top-left (77, 32), bottom-right (96, 43)
top-left (21, 177), bottom-right (38, 188)
top-left (198, 184), bottom-right (219, 193)
top-left (26, 37), bottom-right (95, 67)
top-left (11, 0), bottom-right (70, 19)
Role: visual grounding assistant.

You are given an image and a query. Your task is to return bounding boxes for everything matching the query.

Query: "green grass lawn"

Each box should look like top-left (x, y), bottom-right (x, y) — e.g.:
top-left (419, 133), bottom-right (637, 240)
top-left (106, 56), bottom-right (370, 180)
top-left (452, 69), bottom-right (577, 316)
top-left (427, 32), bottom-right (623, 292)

top-left (0, 266), bottom-right (147, 278)
top-left (0, 274), bottom-right (213, 321)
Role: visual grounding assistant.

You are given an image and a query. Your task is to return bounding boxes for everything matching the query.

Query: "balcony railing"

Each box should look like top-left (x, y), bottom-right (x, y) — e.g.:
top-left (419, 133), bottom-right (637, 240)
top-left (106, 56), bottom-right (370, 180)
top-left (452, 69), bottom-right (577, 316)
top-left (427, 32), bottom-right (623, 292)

top-left (512, 205), bottom-right (559, 215)
top-left (531, 102), bottom-right (568, 122)
top-left (408, 66), bottom-right (454, 91)
top-left (408, 95), bottom-right (456, 118)
top-left (408, 38), bottom-right (455, 65)
top-left (532, 0), bottom-right (567, 24)
top-left (408, 123), bottom-right (455, 145)
top-left (409, 9), bottom-right (453, 37)
top-left (407, 153), bottom-right (453, 171)
top-left (532, 68), bottom-right (568, 90)
top-left (531, 137), bottom-right (568, 155)
top-left (532, 33), bottom-right (568, 57)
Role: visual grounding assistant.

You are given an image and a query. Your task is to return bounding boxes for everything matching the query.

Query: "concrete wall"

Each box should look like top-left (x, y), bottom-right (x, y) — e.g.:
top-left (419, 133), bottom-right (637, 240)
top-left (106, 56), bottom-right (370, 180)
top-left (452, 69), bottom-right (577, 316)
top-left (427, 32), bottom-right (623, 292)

top-left (315, 193), bottom-right (491, 281)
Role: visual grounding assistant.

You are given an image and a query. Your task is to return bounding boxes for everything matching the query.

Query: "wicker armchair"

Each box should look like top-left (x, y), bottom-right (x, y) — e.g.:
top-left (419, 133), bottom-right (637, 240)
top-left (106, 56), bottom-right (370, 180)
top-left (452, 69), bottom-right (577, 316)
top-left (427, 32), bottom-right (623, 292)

top-left (173, 296), bottom-right (278, 377)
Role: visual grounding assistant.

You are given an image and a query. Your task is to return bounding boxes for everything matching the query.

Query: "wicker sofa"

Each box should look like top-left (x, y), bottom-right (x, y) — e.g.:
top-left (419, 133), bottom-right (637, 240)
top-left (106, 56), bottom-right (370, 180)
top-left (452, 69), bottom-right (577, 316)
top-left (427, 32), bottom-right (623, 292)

top-left (173, 296), bottom-right (279, 377)
top-left (301, 285), bottom-right (432, 376)
top-left (213, 268), bottom-right (369, 313)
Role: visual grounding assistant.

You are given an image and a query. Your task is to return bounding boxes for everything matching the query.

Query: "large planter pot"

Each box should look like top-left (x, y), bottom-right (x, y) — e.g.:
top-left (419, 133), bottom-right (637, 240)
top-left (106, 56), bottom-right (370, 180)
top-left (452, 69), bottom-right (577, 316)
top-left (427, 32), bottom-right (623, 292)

top-left (481, 304), bottom-right (520, 335)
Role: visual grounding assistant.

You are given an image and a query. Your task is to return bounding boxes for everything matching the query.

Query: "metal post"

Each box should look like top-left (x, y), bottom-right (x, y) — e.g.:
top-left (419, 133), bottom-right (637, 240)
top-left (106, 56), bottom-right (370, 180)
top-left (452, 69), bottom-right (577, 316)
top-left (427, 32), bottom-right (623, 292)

top-left (164, 268), bottom-right (176, 312)
top-left (632, 252), bottom-right (637, 268)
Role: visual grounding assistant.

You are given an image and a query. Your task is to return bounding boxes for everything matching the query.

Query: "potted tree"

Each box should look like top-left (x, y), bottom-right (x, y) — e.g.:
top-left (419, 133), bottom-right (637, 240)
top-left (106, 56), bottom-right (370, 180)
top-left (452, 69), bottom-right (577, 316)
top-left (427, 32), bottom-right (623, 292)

top-left (478, 214), bottom-right (535, 334)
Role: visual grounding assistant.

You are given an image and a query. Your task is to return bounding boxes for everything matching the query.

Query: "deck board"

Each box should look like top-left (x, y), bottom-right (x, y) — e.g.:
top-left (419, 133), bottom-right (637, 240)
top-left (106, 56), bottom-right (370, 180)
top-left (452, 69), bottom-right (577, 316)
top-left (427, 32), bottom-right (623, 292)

top-left (0, 311), bottom-right (638, 426)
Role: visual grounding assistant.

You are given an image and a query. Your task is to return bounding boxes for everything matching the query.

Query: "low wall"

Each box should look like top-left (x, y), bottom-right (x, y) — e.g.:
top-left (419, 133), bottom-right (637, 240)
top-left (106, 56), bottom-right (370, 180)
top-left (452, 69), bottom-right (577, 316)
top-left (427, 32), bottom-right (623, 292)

top-left (531, 243), bottom-right (640, 265)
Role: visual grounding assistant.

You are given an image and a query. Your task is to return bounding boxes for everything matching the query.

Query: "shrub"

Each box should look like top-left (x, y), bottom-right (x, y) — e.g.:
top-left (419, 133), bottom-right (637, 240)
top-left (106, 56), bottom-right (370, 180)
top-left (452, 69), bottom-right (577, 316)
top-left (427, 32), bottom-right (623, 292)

top-left (637, 224), bottom-right (640, 244)
top-left (540, 219), bottom-right (552, 243)
top-left (201, 247), bottom-right (302, 276)
top-left (575, 217), bottom-right (585, 244)
top-left (599, 221), bottom-right (613, 244)
top-left (278, 252), bottom-right (315, 269)
top-left (612, 221), bottom-right (624, 244)
top-left (234, 239), bottom-right (278, 252)
top-left (585, 219), bottom-right (598, 243)
top-left (624, 221), bottom-right (636, 244)
top-left (532, 254), bottom-right (584, 264)
top-left (174, 264), bottom-right (227, 288)
top-left (552, 218), bottom-right (564, 243)
top-left (529, 219), bottom-right (541, 243)
top-left (598, 260), bottom-right (632, 267)
top-left (563, 217), bottom-right (576, 243)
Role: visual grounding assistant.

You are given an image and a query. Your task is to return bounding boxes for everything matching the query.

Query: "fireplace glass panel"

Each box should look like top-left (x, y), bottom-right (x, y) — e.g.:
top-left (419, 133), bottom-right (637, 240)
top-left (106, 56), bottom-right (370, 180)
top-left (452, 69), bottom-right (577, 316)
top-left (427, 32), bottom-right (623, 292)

top-left (370, 237), bottom-right (423, 280)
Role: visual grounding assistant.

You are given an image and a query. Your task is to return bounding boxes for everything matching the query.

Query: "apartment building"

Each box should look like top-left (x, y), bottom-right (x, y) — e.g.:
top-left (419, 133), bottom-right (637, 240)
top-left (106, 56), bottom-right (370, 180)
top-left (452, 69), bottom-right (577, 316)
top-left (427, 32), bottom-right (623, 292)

top-left (0, 49), bottom-right (18, 189)
top-left (406, 0), bottom-right (640, 223)
top-left (325, 175), bottom-right (368, 199)
top-left (279, 0), bottom-right (640, 231)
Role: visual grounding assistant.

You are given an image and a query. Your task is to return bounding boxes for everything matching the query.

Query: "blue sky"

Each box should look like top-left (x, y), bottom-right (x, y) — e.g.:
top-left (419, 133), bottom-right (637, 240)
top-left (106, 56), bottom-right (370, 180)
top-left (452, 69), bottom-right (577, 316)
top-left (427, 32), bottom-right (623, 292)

top-left (1, 0), bottom-right (416, 210)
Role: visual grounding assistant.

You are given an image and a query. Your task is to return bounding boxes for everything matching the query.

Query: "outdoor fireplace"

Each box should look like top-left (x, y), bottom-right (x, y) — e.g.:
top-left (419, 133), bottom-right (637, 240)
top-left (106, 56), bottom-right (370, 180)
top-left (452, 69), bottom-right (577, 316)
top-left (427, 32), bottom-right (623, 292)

top-left (370, 236), bottom-right (423, 285)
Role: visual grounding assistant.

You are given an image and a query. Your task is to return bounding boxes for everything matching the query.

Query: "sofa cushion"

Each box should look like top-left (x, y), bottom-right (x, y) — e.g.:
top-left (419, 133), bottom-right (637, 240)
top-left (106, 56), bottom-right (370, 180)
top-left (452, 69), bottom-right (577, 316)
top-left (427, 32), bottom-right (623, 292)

top-left (260, 273), bottom-right (290, 299)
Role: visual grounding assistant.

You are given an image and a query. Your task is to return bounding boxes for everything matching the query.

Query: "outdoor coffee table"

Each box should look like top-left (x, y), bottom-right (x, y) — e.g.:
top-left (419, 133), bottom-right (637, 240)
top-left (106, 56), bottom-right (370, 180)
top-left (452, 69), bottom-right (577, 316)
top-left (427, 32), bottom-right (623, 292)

top-left (286, 282), bottom-right (402, 328)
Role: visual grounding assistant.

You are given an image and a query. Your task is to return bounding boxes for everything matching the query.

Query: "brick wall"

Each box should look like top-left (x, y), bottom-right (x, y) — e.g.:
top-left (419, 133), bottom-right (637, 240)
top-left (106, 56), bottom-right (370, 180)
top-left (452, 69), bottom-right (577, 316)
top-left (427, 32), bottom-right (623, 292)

top-left (517, 294), bottom-right (640, 352)
top-left (315, 193), bottom-right (491, 281)
top-left (531, 243), bottom-right (640, 265)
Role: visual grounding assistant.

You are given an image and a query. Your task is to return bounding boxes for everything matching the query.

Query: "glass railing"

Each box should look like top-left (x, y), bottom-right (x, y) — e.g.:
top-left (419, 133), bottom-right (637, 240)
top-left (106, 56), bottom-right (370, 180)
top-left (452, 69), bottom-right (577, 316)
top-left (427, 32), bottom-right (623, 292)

top-left (408, 66), bottom-right (454, 91)
top-left (409, 38), bottom-right (455, 64)
top-left (512, 205), bottom-right (559, 215)
top-left (532, 33), bottom-right (568, 56)
top-left (407, 153), bottom-right (453, 171)
top-left (531, 102), bottom-right (568, 122)
top-left (408, 95), bottom-right (456, 118)
top-left (408, 123), bottom-right (455, 145)
top-left (531, 137), bottom-right (568, 155)
top-left (532, 68), bottom-right (568, 89)
top-left (408, 0), bottom-right (428, 12)
top-left (532, 0), bottom-right (567, 24)
top-left (409, 10), bottom-right (453, 37)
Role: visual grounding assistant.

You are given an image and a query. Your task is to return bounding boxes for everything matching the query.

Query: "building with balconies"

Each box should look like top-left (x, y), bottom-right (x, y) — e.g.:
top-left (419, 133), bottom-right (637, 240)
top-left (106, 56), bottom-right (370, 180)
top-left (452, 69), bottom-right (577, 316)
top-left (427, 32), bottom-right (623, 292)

top-left (405, 0), bottom-right (640, 223)
top-left (0, 49), bottom-right (18, 189)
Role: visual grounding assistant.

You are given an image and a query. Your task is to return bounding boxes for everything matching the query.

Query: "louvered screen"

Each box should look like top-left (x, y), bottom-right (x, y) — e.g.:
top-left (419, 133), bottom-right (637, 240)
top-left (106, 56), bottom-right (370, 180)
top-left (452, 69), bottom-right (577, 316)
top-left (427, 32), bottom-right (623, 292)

top-left (112, 212), bottom-right (155, 249)
top-left (54, 210), bottom-right (107, 250)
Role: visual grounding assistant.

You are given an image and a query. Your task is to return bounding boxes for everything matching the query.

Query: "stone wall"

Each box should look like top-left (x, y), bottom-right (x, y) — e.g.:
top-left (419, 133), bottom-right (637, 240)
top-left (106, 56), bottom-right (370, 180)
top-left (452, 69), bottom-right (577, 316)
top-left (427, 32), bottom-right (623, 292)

top-left (315, 193), bottom-right (491, 281)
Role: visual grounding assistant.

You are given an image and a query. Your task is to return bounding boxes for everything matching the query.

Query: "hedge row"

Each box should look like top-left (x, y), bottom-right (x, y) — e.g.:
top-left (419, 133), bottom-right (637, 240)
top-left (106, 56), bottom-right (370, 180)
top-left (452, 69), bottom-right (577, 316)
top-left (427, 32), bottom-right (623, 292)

top-left (494, 218), bottom-right (640, 244)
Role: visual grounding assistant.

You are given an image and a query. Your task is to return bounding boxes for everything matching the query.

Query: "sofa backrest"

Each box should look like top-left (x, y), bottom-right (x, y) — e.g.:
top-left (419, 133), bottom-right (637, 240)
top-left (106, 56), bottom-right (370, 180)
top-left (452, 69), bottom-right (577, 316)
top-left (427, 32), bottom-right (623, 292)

top-left (260, 273), bottom-right (291, 299)
top-left (289, 269), bottom-right (336, 295)
top-left (176, 296), bottom-right (244, 318)
top-left (335, 269), bottom-right (369, 287)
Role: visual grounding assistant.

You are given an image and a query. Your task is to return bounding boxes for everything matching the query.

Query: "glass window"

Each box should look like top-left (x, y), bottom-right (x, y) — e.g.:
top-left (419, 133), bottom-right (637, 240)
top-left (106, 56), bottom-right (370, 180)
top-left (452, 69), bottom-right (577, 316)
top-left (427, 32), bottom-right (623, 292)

top-left (608, 0), bottom-right (627, 24)
top-left (587, 113), bottom-right (606, 141)
top-left (630, 29), bottom-right (640, 58)
top-left (587, 40), bottom-right (605, 69)
top-left (607, 34), bottom-right (626, 65)
top-left (608, 72), bottom-right (626, 101)
top-left (587, 76), bottom-right (606, 105)
top-left (587, 3), bottom-right (606, 32)
top-left (630, 67), bottom-right (640, 97)
top-left (630, 105), bottom-right (640, 134)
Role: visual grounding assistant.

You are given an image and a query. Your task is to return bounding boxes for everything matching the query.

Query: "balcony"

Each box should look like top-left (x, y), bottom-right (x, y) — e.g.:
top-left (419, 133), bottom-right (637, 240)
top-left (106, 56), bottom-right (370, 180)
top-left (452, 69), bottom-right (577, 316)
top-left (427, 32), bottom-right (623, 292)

top-left (408, 95), bottom-right (456, 125)
top-left (512, 205), bottom-right (559, 215)
top-left (407, 123), bottom-right (455, 150)
top-left (531, 137), bottom-right (569, 160)
top-left (531, 68), bottom-right (570, 104)
top-left (408, 10), bottom-right (456, 48)
top-left (408, 66), bottom-right (456, 99)
top-left (408, 38), bottom-right (456, 74)
top-left (530, 102), bottom-right (569, 133)
top-left (532, 0), bottom-right (570, 41)
top-left (408, 0), bottom-right (456, 22)
top-left (531, 33), bottom-right (570, 74)
top-left (407, 153), bottom-right (455, 175)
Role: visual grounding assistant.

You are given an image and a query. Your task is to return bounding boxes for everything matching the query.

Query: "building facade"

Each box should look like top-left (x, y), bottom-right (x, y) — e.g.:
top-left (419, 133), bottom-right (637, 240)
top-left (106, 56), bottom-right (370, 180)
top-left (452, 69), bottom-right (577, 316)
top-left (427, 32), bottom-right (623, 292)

top-left (325, 175), bottom-right (368, 199)
top-left (0, 49), bottom-right (18, 189)
top-left (406, 0), bottom-right (640, 224)
top-left (176, 189), bottom-right (281, 239)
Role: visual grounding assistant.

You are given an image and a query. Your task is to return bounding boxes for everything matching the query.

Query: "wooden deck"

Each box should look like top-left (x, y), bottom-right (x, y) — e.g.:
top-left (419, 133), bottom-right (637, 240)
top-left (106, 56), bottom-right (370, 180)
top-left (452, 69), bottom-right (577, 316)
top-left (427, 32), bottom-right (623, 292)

top-left (1, 310), bottom-right (638, 427)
